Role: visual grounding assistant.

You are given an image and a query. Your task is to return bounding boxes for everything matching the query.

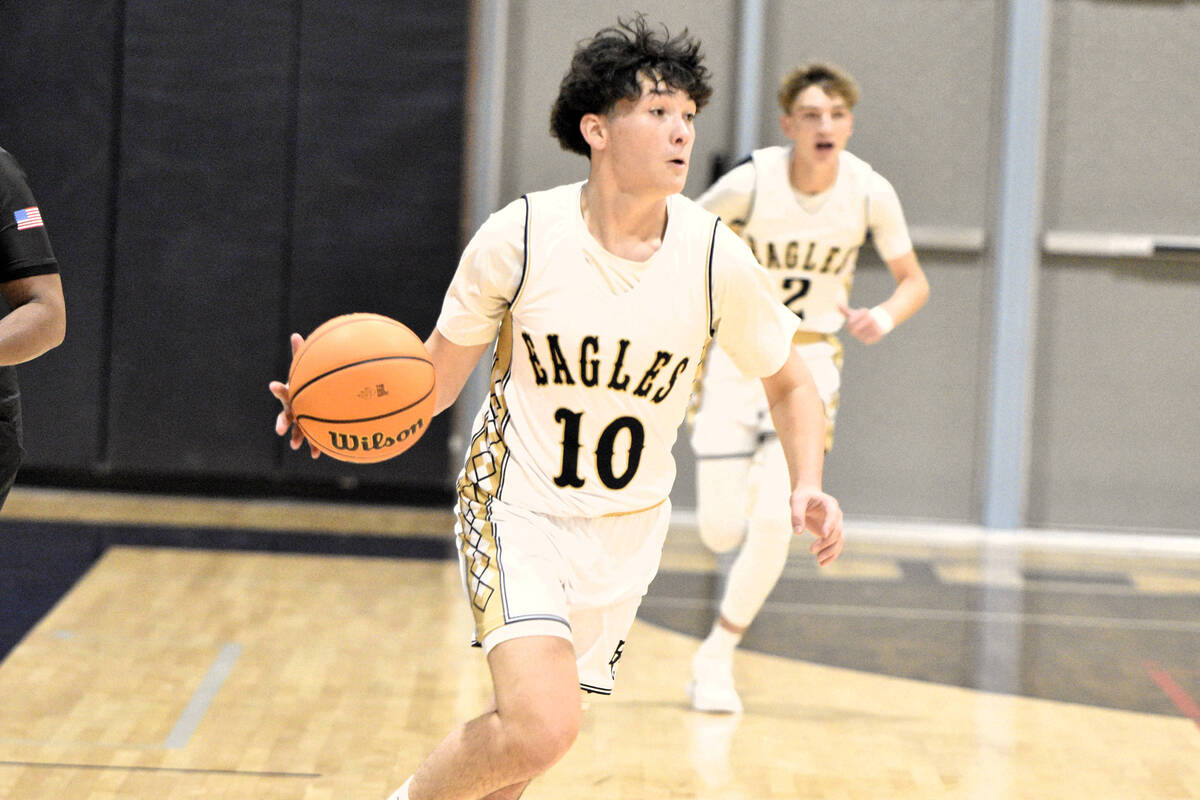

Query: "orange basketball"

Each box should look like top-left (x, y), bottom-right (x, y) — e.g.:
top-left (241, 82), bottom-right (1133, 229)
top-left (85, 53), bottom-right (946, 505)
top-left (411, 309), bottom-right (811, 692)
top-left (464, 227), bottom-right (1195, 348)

top-left (287, 313), bottom-right (436, 463)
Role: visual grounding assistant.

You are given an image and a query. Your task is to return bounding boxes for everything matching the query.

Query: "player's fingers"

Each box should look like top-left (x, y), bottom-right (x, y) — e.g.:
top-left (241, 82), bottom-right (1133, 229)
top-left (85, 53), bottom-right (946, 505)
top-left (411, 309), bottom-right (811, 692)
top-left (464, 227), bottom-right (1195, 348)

top-left (269, 380), bottom-right (290, 403)
top-left (810, 495), bottom-right (842, 534)
top-left (837, 303), bottom-right (852, 317)
top-left (275, 408), bottom-right (293, 437)
top-left (815, 536), bottom-right (844, 566)
top-left (289, 332), bottom-right (305, 356)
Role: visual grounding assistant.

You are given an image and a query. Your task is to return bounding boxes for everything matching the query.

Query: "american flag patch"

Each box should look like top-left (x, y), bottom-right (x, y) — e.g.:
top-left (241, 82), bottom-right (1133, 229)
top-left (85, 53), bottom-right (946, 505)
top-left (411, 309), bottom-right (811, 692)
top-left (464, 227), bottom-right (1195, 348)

top-left (14, 207), bottom-right (43, 230)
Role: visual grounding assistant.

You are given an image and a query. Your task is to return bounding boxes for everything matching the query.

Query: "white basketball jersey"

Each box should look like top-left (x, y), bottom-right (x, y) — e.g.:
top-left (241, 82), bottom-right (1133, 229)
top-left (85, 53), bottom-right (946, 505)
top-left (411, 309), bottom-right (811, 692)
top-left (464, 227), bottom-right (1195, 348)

top-left (458, 184), bottom-right (720, 517)
top-left (741, 146), bottom-right (875, 334)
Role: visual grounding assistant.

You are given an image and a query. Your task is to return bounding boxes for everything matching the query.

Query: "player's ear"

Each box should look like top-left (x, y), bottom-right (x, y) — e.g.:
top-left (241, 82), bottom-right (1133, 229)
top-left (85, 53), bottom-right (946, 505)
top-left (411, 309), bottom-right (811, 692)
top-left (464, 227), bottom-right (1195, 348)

top-left (779, 112), bottom-right (793, 139)
top-left (580, 113), bottom-right (608, 152)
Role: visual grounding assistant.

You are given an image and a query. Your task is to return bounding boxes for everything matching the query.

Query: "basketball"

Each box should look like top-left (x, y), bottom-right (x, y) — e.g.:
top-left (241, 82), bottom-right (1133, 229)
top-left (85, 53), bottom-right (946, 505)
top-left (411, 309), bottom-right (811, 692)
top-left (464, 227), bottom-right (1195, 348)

top-left (287, 313), bottom-right (436, 463)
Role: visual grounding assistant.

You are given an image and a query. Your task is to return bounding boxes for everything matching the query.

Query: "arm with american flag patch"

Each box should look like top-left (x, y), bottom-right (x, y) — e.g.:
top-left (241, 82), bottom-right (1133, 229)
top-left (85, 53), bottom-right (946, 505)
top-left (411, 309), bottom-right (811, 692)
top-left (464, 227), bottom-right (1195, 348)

top-left (0, 147), bottom-right (65, 365)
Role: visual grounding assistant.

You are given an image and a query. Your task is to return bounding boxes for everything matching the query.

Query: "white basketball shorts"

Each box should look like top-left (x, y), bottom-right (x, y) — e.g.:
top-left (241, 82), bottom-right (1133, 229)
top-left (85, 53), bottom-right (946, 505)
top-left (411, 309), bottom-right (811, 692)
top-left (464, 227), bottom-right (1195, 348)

top-left (454, 493), bottom-right (672, 695)
top-left (691, 333), bottom-right (842, 455)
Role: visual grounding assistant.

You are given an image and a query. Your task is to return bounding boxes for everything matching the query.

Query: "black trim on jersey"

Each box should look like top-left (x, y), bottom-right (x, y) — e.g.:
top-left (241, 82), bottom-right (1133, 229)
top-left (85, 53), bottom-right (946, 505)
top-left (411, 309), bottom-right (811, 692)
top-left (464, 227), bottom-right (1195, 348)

top-left (510, 194), bottom-right (531, 308)
top-left (863, 175), bottom-right (872, 238)
top-left (580, 683), bottom-right (613, 695)
top-left (742, 153), bottom-right (759, 229)
top-left (705, 218), bottom-right (719, 337)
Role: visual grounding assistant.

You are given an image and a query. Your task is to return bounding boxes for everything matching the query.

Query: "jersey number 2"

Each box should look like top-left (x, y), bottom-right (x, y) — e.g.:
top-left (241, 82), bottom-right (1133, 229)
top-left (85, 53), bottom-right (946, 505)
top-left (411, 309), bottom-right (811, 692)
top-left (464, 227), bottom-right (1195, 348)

top-left (553, 409), bottom-right (645, 490)
top-left (783, 277), bottom-right (812, 319)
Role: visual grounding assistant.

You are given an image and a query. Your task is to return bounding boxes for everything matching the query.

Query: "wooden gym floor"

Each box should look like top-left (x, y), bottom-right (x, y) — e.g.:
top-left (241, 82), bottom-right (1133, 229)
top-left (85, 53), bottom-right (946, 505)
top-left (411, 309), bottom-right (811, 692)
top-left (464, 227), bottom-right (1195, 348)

top-left (0, 486), bottom-right (1197, 799)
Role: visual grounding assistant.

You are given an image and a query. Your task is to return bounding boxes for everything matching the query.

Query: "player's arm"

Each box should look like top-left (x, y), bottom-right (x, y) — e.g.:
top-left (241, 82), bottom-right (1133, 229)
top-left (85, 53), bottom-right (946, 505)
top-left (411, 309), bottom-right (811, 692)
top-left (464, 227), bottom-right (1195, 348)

top-left (839, 172), bottom-right (930, 344)
top-left (713, 223), bottom-right (843, 564)
top-left (761, 349), bottom-right (844, 566)
top-left (877, 249), bottom-right (929, 326)
top-left (840, 249), bottom-right (929, 344)
top-left (0, 273), bottom-right (66, 365)
top-left (423, 330), bottom-right (489, 416)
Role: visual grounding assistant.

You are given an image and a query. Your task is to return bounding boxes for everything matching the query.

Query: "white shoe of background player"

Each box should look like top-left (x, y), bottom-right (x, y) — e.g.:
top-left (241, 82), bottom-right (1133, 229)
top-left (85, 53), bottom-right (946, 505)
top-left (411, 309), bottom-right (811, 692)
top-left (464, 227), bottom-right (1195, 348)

top-left (687, 650), bottom-right (743, 713)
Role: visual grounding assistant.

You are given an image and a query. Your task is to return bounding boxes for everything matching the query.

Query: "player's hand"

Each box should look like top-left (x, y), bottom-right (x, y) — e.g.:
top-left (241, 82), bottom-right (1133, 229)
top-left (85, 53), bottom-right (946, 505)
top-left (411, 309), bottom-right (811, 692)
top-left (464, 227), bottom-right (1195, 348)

top-left (838, 303), bottom-right (885, 345)
top-left (791, 486), bottom-right (844, 566)
top-left (268, 333), bottom-right (321, 459)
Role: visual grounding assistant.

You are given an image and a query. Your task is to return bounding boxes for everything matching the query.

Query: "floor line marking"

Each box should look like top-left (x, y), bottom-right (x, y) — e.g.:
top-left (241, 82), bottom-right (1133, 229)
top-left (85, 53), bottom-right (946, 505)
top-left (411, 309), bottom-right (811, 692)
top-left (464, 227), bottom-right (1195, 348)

top-left (641, 595), bottom-right (1200, 633)
top-left (164, 642), bottom-right (242, 749)
top-left (0, 760), bottom-right (318, 778)
top-left (1144, 661), bottom-right (1200, 731)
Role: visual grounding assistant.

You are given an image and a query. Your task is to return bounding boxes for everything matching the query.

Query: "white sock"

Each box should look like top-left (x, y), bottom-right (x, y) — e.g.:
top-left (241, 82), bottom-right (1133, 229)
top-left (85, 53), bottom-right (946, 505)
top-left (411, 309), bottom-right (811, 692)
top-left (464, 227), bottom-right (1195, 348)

top-left (698, 622), bottom-right (742, 660)
top-left (385, 777), bottom-right (413, 800)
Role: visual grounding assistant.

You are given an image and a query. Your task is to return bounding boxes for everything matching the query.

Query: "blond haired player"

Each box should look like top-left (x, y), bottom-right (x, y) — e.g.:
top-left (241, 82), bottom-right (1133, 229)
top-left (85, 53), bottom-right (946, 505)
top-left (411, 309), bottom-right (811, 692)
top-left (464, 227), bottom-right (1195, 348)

top-left (687, 62), bottom-right (929, 713)
top-left (273, 18), bottom-right (843, 800)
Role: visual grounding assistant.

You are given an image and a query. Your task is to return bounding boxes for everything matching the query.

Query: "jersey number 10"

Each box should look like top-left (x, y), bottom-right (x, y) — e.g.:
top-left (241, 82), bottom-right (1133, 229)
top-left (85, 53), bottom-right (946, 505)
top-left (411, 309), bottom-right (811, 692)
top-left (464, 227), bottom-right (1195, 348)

top-left (553, 408), bottom-right (645, 491)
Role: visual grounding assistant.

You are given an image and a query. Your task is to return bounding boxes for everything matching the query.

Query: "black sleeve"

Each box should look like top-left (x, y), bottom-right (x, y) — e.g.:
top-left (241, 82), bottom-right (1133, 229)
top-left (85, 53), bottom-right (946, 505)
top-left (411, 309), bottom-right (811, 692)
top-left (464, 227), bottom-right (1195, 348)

top-left (0, 147), bottom-right (59, 281)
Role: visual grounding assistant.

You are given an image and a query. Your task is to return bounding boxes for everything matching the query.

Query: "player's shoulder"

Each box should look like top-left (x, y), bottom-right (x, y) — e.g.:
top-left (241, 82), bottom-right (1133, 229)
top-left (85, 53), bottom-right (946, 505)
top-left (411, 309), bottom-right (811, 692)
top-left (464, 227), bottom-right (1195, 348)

top-left (668, 191), bottom-right (725, 232)
top-left (704, 207), bottom-right (760, 273)
top-left (842, 150), bottom-right (903, 200)
top-left (471, 192), bottom-right (537, 253)
top-left (839, 149), bottom-right (877, 179)
top-left (524, 181), bottom-right (583, 213)
top-left (751, 145), bottom-right (790, 169)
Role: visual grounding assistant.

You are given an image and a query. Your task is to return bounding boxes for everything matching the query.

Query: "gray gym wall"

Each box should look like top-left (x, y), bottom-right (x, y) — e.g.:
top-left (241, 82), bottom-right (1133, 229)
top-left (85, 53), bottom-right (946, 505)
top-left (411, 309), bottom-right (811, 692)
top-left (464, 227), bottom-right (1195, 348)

top-left (489, 0), bottom-right (1200, 535)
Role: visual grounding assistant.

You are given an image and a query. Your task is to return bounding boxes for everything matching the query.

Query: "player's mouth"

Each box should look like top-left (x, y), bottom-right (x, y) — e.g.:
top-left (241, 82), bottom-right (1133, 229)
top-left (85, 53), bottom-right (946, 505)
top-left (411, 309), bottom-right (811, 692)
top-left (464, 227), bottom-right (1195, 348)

top-left (815, 141), bottom-right (835, 152)
top-left (668, 157), bottom-right (687, 167)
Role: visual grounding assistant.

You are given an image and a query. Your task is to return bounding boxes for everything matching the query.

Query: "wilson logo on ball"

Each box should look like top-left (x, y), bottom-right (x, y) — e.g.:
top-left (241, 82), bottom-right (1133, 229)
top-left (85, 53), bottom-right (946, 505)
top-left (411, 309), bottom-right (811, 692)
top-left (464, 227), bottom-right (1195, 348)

top-left (327, 419), bottom-right (425, 453)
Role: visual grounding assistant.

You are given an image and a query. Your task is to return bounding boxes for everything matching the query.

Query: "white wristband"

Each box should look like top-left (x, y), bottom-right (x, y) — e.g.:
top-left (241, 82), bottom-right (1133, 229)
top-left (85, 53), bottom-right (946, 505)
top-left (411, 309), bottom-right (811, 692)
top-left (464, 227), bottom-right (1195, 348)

top-left (868, 306), bottom-right (895, 335)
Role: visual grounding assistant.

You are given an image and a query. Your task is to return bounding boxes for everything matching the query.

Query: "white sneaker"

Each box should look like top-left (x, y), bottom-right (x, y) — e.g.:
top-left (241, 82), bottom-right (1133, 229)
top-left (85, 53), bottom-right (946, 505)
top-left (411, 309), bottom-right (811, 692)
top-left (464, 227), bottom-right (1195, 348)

top-left (687, 651), bottom-right (743, 713)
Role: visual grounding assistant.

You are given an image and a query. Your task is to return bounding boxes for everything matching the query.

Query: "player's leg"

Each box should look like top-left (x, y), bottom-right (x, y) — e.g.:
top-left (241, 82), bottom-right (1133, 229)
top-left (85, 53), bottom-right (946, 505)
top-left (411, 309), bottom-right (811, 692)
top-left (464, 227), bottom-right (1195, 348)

top-left (718, 437), bottom-right (794, 621)
top-left (690, 340), bottom-right (842, 713)
top-left (687, 372), bottom-right (763, 712)
top-left (689, 348), bottom-right (761, 553)
top-left (403, 635), bottom-right (582, 800)
top-left (387, 498), bottom-right (583, 800)
top-left (694, 455), bottom-right (753, 552)
top-left (688, 439), bottom-right (790, 713)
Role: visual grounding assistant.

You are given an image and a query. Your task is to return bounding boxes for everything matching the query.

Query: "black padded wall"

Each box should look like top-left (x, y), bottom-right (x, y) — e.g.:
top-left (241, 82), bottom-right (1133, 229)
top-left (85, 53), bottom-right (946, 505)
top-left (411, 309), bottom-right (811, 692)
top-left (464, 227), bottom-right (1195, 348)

top-left (105, 1), bottom-right (295, 476)
top-left (282, 1), bottom-right (467, 489)
top-left (0, 0), bottom-right (467, 494)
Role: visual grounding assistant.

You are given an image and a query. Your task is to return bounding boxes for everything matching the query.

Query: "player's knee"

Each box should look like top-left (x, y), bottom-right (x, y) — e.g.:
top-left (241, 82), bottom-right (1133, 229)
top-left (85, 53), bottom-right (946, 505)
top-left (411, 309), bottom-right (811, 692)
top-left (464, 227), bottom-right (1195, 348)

top-left (697, 504), bottom-right (745, 553)
top-left (509, 704), bottom-right (580, 776)
top-left (746, 511), bottom-right (793, 552)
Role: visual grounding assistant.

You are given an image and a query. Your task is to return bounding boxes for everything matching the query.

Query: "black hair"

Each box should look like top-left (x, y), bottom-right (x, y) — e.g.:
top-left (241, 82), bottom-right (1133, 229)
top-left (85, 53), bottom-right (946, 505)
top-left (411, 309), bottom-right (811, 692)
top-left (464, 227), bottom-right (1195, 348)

top-left (549, 14), bottom-right (712, 157)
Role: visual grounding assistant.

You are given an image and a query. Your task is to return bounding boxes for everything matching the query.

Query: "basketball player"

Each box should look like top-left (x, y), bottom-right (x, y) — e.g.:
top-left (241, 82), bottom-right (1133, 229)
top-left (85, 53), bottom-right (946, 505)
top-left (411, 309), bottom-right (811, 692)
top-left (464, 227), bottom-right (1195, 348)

top-left (0, 146), bottom-right (67, 509)
top-left (686, 62), bottom-right (929, 713)
top-left (272, 18), bottom-right (844, 800)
